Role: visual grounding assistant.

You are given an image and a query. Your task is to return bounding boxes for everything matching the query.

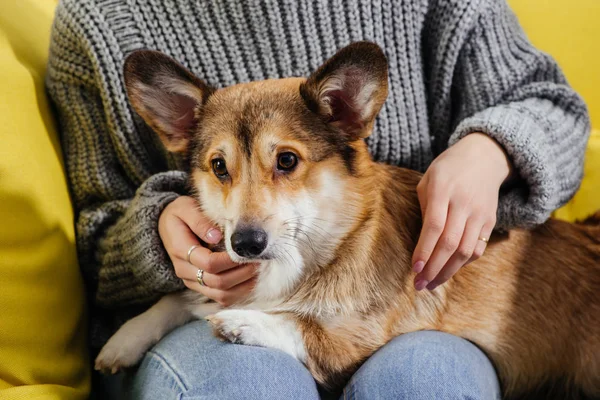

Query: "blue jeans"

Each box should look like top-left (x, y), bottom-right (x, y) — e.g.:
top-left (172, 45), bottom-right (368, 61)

top-left (123, 321), bottom-right (501, 399)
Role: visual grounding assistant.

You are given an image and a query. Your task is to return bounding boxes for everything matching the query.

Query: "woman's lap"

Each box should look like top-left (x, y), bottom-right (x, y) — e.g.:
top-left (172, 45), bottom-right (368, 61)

top-left (125, 320), bottom-right (320, 400)
top-left (123, 321), bottom-right (500, 400)
top-left (341, 331), bottom-right (501, 400)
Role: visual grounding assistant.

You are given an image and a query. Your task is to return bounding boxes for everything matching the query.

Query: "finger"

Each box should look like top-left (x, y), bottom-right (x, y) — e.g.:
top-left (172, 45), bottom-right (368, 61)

top-left (181, 248), bottom-right (239, 275)
top-left (415, 204), bottom-right (467, 290)
top-left (196, 264), bottom-right (258, 291)
top-left (183, 277), bottom-right (257, 307)
top-left (467, 218), bottom-right (495, 263)
top-left (161, 214), bottom-right (201, 265)
top-left (412, 190), bottom-right (449, 274)
top-left (167, 217), bottom-right (237, 273)
top-left (469, 240), bottom-right (487, 265)
top-left (174, 197), bottom-right (222, 244)
top-left (204, 251), bottom-right (240, 274)
top-left (173, 247), bottom-right (238, 284)
top-left (426, 217), bottom-right (483, 290)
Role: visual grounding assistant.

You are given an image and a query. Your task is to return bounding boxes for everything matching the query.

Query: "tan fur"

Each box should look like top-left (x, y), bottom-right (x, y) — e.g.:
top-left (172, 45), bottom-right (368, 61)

top-left (197, 80), bottom-right (600, 394)
top-left (111, 43), bottom-right (599, 399)
top-left (265, 160), bottom-right (600, 397)
top-left (197, 77), bottom-right (600, 400)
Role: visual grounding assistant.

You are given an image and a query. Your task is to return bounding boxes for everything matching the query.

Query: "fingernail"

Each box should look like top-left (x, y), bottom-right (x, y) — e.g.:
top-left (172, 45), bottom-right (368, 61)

top-left (426, 281), bottom-right (440, 291)
top-left (415, 278), bottom-right (429, 291)
top-left (205, 228), bottom-right (222, 243)
top-left (413, 261), bottom-right (425, 274)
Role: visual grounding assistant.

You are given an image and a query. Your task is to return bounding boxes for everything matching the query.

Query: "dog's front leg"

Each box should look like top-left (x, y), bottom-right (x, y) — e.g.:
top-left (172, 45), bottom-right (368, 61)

top-left (208, 309), bottom-right (307, 361)
top-left (95, 290), bottom-right (219, 374)
top-left (208, 310), bottom-right (369, 389)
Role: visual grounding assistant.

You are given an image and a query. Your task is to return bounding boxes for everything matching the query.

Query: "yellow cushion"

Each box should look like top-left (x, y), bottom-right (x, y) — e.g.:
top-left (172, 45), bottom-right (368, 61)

top-left (553, 130), bottom-right (600, 222)
top-left (0, 1), bottom-right (90, 399)
top-left (509, 0), bottom-right (600, 221)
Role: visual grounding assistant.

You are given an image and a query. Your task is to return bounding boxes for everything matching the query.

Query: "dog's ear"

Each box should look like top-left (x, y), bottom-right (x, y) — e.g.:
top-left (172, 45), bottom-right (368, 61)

top-left (300, 42), bottom-right (388, 140)
top-left (124, 50), bottom-right (214, 153)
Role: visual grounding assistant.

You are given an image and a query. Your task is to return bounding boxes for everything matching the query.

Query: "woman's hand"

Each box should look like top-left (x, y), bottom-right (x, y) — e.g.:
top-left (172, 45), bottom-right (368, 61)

top-left (412, 133), bottom-right (513, 291)
top-left (159, 196), bottom-right (257, 306)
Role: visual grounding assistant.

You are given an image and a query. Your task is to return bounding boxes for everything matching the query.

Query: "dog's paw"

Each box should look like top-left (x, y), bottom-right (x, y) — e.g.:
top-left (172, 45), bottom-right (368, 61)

top-left (94, 318), bottom-right (155, 375)
top-left (207, 309), bottom-right (263, 345)
top-left (95, 342), bottom-right (138, 375)
top-left (206, 309), bottom-right (306, 361)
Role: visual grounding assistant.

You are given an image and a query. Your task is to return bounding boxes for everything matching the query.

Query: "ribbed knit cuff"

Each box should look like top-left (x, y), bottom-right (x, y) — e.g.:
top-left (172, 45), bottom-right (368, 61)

top-left (449, 103), bottom-right (562, 229)
top-left (96, 171), bottom-right (188, 306)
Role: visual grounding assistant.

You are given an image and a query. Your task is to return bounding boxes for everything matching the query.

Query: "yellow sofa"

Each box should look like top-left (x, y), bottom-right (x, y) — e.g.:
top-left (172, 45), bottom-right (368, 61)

top-left (0, 0), bottom-right (89, 399)
top-left (0, 1), bottom-right (597, 399)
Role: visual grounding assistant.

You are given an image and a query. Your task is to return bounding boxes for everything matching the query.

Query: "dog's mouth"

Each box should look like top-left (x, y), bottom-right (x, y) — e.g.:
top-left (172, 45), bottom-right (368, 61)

top-left (227, 249), bottom-right (276, 263)
top-left (255, 252), bottom-right (276, 261)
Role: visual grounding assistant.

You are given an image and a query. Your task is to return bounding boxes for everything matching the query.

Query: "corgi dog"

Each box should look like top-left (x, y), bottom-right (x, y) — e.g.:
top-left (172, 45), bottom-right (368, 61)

top-left (95, 42), bottom-right (600, 399)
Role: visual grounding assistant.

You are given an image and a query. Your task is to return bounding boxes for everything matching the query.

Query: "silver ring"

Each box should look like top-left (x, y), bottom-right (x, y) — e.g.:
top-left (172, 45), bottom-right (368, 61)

top-left (187, 245), bottom-right (200, 264)
top-left (196, 269), bottom-right (206, 287)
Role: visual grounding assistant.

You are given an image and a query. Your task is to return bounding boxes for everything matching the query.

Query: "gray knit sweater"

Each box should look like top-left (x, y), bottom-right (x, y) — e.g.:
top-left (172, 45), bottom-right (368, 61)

top-left (46, 0), bottom-right (589, 345)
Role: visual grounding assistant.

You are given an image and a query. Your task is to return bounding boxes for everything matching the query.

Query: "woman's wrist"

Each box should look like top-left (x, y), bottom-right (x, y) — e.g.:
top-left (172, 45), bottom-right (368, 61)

top-left (458, 132), bottom-right (514, 186)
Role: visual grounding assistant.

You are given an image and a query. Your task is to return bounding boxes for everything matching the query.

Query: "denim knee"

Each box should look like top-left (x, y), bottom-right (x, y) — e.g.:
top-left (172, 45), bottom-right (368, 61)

top-left (343, 331), bottom-right (501, 400)
top-left (126, 320), bottom-right (320, 400)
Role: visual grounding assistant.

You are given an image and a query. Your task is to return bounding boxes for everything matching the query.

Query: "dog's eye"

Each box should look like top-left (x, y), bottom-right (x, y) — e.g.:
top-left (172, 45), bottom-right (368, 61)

top-left (277, 152), bottom-right (298, 171)
top-left (211, 158), bottom-right (229, 178)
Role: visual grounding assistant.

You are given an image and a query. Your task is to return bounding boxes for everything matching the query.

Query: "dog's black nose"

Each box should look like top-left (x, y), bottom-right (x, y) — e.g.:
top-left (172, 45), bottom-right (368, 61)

top-left (231, 228), bottom-right (268, 258)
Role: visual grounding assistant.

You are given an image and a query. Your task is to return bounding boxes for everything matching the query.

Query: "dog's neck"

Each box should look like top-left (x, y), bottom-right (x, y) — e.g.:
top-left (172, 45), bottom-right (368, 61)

top-left (281, 162), bottom-right (423, 316)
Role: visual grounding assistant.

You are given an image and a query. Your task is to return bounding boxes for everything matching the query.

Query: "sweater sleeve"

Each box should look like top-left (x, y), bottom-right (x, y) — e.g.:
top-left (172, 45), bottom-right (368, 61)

top-left (79, 172), bottom-right (187, 306)
top-left (447, 1), bottom-right (590, 229)
top-left (46, 4), bottom-right (185, 307)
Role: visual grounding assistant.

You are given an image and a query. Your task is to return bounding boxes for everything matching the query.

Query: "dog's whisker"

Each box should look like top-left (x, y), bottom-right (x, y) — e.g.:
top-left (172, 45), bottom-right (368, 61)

top-left (279, 241), bottom-right (315, 257)
top-left (293, 227), bottom-right (332, 243)
top-left (270, 244), bottom-right (298, 271)
top-left (278, 238), bottom-right (321, 262)
top-left (283, 222), bottom-right (332, 240)
top-left (291, 231), bottom-right (322, 255)
top-left (289, 221), bottom-right (336, 237)
top-left (280, 247), bottom-right (298, 271)
top-left (283, 228), bottom-right (320, 252)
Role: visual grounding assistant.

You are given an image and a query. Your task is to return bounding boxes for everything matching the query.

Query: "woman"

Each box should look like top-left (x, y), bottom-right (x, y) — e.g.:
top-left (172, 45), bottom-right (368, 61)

top-left (46, 0), bottom-right (589, 398)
